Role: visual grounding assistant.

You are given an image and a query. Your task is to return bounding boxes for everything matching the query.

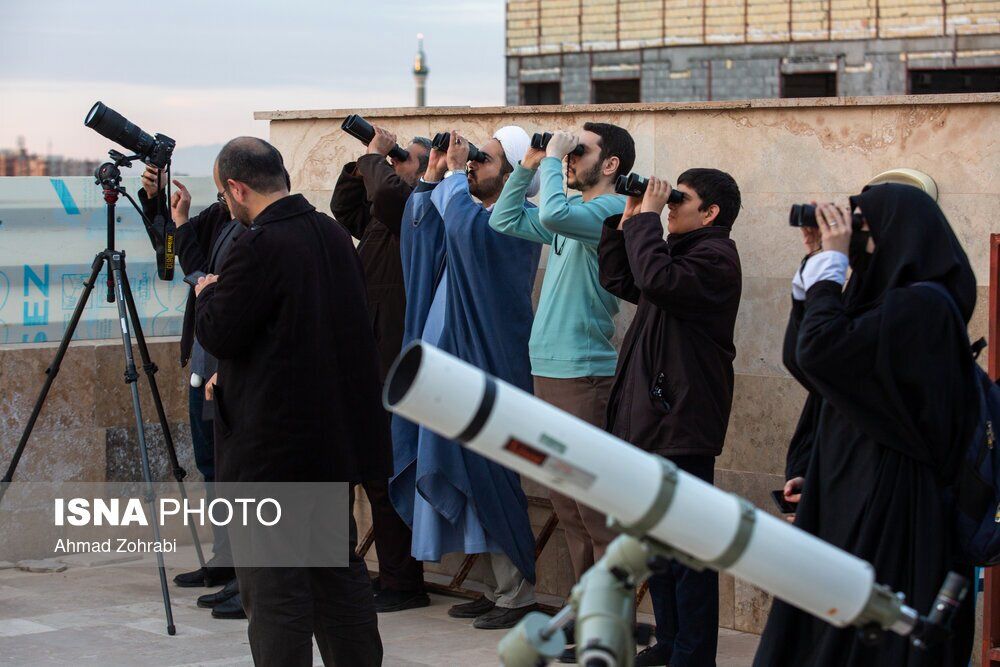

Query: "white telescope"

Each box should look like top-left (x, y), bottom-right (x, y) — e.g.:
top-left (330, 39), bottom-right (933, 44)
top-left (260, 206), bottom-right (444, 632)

top-left (384, 342), bottom-right (967, 665)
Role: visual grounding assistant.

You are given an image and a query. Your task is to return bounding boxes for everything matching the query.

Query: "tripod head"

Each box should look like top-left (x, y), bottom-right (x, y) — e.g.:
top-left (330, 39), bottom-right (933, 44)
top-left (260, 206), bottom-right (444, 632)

top-left (94, 151), bottom-right (134, 199)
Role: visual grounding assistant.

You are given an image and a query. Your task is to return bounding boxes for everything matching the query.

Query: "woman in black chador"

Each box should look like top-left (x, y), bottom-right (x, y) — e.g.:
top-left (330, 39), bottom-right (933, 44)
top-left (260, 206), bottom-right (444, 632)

top-left (754, 183), bottom-right (978, 667)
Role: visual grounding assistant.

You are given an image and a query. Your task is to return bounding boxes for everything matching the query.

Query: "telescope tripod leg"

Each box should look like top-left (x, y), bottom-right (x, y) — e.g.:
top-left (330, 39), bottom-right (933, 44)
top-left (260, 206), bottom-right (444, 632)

top-left (118, 262), bottom-right (206, 569)
top-left (0, 252), bottom-right (106, 507)
top-left (108, 253), bottom-right (176, 636)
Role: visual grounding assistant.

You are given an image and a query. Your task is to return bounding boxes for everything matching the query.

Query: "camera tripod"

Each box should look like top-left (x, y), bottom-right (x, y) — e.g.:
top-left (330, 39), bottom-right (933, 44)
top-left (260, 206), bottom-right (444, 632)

top-left (0, 152), bottom-right (206, 635)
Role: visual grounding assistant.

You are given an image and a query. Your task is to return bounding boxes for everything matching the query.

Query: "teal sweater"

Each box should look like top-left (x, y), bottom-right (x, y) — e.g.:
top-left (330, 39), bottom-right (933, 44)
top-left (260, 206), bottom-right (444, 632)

top-left (490, 157), bottom-right (624, 378)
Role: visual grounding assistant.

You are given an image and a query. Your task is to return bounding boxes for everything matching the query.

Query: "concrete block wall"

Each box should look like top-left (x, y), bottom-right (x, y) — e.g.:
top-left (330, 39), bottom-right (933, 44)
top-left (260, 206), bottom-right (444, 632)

top-left (508, 34), bottom-right (1000, 104)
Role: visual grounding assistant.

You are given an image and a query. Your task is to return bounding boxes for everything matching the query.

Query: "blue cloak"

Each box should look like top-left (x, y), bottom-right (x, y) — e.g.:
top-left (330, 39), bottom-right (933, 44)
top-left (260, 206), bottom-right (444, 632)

top-left (390, 174), bottom-right (540, 582)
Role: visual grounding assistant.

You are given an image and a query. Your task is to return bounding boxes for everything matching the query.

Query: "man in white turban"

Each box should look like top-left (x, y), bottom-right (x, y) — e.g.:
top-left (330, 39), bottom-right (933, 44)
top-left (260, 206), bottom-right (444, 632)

top-left (389, 127), bottom-right (542, 630)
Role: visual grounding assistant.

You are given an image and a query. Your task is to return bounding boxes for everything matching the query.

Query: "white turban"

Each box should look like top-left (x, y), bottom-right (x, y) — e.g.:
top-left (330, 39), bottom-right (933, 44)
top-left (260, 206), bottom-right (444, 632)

top-left (492, 125), bottom-right (540, 198)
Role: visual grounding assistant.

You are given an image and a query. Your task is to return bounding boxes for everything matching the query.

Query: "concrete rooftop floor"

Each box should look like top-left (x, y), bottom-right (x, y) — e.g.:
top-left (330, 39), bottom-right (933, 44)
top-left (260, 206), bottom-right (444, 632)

top-left (0, 547), bottom-right (760, 666)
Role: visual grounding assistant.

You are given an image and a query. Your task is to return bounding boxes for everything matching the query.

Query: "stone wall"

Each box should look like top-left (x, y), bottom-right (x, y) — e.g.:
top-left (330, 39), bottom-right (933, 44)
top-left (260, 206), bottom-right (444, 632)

top-left (0, 338), bottom-right (198, 561)
top-left (257, 93), bottom-right (999, 631)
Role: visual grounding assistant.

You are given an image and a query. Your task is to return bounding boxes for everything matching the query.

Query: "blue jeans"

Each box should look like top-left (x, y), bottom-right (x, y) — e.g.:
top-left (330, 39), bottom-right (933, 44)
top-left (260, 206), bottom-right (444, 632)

top-left (648, 454), bottom-right (718, 667)
top-left (189, 383), bottom-right (230, 563)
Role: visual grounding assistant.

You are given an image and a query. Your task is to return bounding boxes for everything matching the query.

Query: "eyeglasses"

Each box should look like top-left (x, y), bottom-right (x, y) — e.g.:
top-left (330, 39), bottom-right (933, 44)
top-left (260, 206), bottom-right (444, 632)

top-left (217, 192), bottom-right (227, 205)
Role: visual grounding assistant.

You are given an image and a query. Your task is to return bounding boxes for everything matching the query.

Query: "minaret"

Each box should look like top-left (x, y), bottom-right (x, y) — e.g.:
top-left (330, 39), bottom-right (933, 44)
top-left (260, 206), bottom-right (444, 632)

top-left (413, 33), bottom-right (429, 107)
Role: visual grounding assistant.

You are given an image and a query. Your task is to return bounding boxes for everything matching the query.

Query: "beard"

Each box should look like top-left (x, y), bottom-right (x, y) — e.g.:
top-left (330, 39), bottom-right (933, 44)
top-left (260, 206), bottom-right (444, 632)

top-left (229, 199), bottom-right (253, 226)
top-left (567, 160), bottom-right (602, 191)
top-left (469, 172), bottom-right (504, 201)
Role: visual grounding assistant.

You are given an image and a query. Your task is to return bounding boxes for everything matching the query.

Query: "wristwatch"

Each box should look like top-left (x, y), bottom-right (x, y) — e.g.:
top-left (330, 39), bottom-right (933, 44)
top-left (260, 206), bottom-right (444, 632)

top-left (444, 169), bottom-right (464, 179)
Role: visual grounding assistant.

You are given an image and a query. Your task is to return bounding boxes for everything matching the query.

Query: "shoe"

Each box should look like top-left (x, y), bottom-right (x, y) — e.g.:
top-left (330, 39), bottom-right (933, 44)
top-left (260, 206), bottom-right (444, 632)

top-left (197, 578), bottom-right (239, 609)
top-left (635, 643), bottom-right (670, 667)
top-left (211, 592), bottom-right (247, 620)
top-left (472, 604), bottom-right (537, 630)
top-left (557, 646), bottom-right (577, 663)
top-left (448, 596), bottom-right (496, 619)
top-left (173, 564), bottom-right (235, 588)
top-left (173, 567), bottom-right (208, 588)
top-left (374, 589), bottom-right (431, 613)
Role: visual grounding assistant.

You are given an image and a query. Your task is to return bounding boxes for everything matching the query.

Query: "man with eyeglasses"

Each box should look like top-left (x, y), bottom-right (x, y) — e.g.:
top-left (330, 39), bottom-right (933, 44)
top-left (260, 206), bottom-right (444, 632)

top-left (139, 165), bottom-right (289, 618)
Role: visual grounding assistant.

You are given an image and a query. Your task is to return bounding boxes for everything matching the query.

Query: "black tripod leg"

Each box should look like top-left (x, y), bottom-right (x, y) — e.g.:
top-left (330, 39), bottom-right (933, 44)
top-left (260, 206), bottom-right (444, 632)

top-left (118, 265), bottom-right (207, 569)
top-left (0, 253), bottom-right (104, 506)
top-left (109, 253), bottom-right (176, 636)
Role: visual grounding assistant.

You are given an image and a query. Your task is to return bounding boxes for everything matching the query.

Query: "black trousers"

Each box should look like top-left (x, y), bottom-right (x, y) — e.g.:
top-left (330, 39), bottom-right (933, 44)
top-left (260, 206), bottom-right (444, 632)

top-left (190, 384), bottom-right (230, 562)
top-left (648, 454), bottom-right (719, 667)
top-left (236, 490), bottom-right (383, 667)
top-left (360, 478), bottom-right (424, 591)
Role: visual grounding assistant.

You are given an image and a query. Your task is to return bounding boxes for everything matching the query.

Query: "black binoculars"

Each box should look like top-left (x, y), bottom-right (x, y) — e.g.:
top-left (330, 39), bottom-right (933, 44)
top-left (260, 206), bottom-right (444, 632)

top-left (530, 132), bottom-right (585, 157)
top-left (789, 202), bottom-right (863, 230)
top-left (615, 173), bottom-right (684, 204)
top-left (431, 132), bottom-right (487, 163)
top-left (341, 114), bottom-right (409, 162)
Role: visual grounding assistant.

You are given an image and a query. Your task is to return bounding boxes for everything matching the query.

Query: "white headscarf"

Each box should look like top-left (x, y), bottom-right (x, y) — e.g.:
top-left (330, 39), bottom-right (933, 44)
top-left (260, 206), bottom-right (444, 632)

top-left (492, 125), bottom-right (540, 198)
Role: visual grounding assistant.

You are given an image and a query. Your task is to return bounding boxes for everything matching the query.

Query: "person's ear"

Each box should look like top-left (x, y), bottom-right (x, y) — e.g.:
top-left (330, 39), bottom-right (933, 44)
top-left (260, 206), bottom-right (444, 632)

top-left (702, 204), bottom-right (720, 227)
top-left (603, 156), bottom-right (619, 177)
top-left (227, 179), bottom-right (246, 204)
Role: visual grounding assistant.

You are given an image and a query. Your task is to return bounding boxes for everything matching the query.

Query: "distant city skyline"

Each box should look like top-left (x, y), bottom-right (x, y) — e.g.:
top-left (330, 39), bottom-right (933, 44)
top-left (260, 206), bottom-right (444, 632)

top-left (0, 1), bottom-right (505, 162)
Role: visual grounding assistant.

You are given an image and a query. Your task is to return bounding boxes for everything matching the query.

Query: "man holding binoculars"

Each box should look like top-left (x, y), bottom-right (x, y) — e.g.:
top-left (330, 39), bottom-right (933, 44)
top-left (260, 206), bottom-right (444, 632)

top-left (489, 123), bottom-right (634, 651)
top-left (330, 124), bottom-right (432, 614)
top-left (599, 169), bottom-right (742, 667)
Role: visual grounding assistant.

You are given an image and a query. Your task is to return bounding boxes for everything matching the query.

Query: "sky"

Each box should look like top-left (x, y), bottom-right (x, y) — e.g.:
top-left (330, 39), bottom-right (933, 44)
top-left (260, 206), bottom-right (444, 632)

top-left (0, 0), bottom-right (506, 171)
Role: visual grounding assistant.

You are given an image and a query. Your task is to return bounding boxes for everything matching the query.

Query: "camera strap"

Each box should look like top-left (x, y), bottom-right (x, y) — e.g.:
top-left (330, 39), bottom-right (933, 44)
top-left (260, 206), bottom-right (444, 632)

top-left (158, 163), bottom-right (175, 281)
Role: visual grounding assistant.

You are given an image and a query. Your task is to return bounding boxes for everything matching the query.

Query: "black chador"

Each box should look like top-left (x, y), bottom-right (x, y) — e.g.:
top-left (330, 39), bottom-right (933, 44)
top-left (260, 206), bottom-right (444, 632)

top-left (754, 184), bottom-right (978, 667)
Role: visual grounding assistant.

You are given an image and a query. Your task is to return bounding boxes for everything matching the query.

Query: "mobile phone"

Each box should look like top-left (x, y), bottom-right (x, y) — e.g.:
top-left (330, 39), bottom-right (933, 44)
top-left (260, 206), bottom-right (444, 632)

top-left (183, 271), bottom-right (207, 288)
top-left (770, 489), bottom-right (797, 514)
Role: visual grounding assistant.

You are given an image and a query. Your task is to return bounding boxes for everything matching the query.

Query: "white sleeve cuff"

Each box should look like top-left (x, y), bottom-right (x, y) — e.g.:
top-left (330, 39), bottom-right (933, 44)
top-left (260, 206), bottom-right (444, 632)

top-left (792, 267), bottom-right (807, 301)
top-left (800, 250), bottom-right (849, 294)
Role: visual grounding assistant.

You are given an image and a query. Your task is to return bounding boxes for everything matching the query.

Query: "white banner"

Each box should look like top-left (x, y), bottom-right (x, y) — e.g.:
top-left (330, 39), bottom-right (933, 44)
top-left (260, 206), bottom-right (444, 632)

top-left (0, 176), bottom-right (216, 344)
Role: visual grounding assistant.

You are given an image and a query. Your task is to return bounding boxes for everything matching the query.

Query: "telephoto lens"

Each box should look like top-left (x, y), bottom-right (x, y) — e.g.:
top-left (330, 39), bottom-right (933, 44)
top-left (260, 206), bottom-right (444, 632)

top-left (614, 173), bottom-right (684, 203)
top-left (341, 114), bottom-right (410, 161)
top-left (789, 203), bottom-right (865, 230)
top-left (431, 132), bottom-right (487, 163)
top-left (84, 102), bottom-right (175, 168)
top-left (530, 132), bottom-right (586, 157)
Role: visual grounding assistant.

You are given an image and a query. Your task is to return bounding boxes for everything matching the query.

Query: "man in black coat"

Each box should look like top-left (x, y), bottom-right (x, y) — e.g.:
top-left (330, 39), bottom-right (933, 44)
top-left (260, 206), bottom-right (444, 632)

top-left (195, 137), bottom-right (389, 667)
top-left (330, 126), bottom-right (431, 612)
top-left (140, 167), bottom-right (242, 615)
top-left (599, 170), bottom-right (742, 667)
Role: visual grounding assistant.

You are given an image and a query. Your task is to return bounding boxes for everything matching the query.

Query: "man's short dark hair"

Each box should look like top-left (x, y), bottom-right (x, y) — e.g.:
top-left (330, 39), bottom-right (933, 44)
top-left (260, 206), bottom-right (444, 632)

top-left (677, 168), bottom-right (741, 228)
top-left (583, 122), bottom-right (635, 178)
top-left (217, 137), bottom-right (288, 194)
top-left (412, 136), bottom-right (432, 175)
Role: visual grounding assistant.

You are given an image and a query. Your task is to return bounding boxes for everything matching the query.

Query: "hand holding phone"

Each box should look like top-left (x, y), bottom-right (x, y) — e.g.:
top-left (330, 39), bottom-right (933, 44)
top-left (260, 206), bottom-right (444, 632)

top-left (771, 489), bottom-right (798, 514)
top-left (183, 271), bottom-right (207, 288)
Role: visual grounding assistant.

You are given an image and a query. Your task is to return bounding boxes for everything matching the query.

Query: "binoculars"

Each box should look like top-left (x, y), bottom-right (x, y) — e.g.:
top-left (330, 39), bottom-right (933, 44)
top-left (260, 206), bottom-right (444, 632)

top-left (530, 132), bottom-right (585, 157)
top-left (431, 132), bottom-right (487, 163)
top-left (341, 114), bottom-right (409, 162)
top-left (615, 173), bottom-right (684, 204)
top-left (789, 203), bottom-right (863, 230)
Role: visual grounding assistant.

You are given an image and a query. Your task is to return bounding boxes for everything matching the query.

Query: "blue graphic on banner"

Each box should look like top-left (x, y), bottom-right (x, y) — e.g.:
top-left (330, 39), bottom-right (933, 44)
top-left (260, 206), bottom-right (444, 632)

top-left (0, 176), bottom-right (215, 345)
top-left (49, 179), bottom-right (80, 215)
